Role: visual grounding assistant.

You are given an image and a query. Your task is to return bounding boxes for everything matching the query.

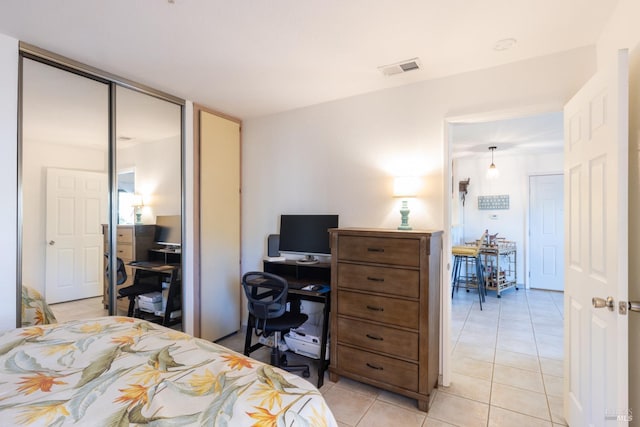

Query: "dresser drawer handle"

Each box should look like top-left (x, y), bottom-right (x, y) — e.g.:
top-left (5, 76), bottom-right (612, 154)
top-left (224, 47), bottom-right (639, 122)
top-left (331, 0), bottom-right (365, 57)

top-left (366, 305), bottom-right (384, 312)
top-left (366, 334), bottom-right (383, 341)
top-left (366, 363), bottom-right (384, 370)
top-left (367, 248), bottom-right (385, 253)
top-left (367, 277), bottom-right (384, 282)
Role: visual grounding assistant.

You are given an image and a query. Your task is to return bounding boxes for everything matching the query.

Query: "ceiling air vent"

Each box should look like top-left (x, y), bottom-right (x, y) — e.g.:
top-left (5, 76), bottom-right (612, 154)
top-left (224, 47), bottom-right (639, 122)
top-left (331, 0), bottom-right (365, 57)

top-left (378, 58), bottom-right (422, 76)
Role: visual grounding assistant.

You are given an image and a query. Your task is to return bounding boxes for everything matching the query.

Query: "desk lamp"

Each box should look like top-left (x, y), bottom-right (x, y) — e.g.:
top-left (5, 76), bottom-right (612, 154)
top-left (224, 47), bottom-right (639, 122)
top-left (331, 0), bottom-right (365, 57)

top-left (393, 176), bottom-right (418, 230)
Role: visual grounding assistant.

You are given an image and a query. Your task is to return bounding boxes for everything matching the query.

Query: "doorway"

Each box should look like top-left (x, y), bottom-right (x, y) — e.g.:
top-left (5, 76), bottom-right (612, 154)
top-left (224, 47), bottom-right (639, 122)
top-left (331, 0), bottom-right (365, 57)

top-left (529, 174), bottom-right (564, 291)
top-left (444, 110), bottom-right (565, 387)
top-left (45, 168), bottom-right (108, 303)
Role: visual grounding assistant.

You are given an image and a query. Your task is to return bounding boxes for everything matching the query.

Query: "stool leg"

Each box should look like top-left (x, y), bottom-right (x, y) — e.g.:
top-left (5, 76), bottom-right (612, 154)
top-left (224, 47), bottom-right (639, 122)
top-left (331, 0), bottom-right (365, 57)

top-left (451, 256), bottom-right (461, 298)
top-left (475, 257), bottom-right (483, 310)
top-left (478, 257), bottom-right (486, 302)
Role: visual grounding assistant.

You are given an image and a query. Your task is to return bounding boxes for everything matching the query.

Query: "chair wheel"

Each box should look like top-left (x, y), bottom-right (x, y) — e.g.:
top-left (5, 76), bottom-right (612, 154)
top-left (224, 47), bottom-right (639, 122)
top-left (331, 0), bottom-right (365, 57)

top-left (302, 369), bottom-right (310, 378)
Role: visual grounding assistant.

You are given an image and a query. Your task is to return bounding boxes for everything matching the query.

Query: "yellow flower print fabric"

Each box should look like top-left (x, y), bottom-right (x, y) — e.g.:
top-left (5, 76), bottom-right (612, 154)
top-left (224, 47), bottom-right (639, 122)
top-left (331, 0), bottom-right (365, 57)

top-left (0, 316), bottom-right (337, 426)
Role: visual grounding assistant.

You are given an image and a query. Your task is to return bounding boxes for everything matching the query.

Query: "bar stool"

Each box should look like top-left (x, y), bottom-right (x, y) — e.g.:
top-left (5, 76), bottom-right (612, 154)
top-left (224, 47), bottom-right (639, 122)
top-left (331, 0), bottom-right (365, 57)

top-left (451, 245), bottom-right (486, 310)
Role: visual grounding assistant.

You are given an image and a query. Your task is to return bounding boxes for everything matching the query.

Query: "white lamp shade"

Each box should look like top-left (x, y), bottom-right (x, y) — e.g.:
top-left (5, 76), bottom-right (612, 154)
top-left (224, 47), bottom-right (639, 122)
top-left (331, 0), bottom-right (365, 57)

top-left (393, 176), bottom-right (419, 198)
top-left (131, 193), bottom-right (144, 207)
top-left (486, 164), bottom-right (500, 180)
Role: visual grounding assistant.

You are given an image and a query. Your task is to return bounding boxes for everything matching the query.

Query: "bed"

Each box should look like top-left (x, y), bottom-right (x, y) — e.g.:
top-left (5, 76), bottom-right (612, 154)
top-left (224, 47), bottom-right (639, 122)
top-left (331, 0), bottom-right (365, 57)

top-left (21, 286), bottom-right (57, 327)
top-left (0, 316), bottom-right (338, 426)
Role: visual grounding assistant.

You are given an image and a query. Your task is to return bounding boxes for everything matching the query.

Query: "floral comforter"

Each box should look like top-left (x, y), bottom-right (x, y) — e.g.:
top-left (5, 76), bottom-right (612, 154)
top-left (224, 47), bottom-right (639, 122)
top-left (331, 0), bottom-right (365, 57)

top-left (0, 317), bottom-right (337, 426)
top-left (21, 286), bottom-right (57, 327)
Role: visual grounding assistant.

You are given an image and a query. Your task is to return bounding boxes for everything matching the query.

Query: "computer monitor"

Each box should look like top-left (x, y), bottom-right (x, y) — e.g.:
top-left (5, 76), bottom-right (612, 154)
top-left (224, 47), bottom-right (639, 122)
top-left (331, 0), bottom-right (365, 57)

top-left (155, 215), bottom-right (182, 248)
top-left (278, 214), bottom-right (338, 264)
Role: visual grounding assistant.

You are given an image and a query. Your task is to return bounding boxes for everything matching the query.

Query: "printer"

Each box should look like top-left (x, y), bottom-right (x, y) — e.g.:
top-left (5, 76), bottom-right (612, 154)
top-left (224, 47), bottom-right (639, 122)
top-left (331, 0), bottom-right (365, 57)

top-left (284, 323), bottom-right (328, 360)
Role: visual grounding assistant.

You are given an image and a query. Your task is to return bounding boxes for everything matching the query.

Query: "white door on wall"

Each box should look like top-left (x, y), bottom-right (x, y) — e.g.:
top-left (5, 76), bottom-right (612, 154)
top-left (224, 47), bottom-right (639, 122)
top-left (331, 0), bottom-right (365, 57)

top-left (529, 174), bottom-right (564, 291)
top-left (563, 49), bottom-right (629, 425)
top-left (45, 168), bottom-right (107, 303)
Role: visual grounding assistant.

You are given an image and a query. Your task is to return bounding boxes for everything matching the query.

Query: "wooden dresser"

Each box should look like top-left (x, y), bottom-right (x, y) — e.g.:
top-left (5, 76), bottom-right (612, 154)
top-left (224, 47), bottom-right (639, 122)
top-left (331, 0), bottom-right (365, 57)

top-left (329, 228), bottom-right (442, 411)
top-left (102, 224), bottom-right (156, 313)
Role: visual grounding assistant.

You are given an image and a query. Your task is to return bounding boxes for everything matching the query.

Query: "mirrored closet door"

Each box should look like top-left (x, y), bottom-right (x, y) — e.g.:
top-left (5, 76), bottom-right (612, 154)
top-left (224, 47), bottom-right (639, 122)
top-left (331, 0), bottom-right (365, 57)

top-left (19, 51), bottom-right (183, 327)
top-left (21, 58), bottom-right (109, 312)
top-left (112, 86), bottom-right (182, 324)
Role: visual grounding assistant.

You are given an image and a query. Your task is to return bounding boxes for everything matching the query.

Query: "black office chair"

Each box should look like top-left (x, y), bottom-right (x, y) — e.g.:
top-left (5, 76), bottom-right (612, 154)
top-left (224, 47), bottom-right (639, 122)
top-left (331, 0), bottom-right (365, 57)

top-left (105, 254), bottom-right (127, 287)
top-left (104, 254), bottom-right (130, 311)
top-left (242, 271), bottom-right (310, 377)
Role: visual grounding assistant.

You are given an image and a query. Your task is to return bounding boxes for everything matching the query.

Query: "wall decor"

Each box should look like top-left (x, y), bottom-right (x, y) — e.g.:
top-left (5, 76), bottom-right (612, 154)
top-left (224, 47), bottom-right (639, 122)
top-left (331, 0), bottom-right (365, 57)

top-left (478, 194), bottom-right (509, 210)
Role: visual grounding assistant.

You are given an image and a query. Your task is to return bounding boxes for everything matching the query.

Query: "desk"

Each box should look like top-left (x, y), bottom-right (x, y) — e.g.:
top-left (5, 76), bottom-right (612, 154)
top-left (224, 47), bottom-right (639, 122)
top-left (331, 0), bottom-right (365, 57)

top-left (127, 262), bottom-right (182, 326)
top-left (243, 260), bottom-right (331, 388)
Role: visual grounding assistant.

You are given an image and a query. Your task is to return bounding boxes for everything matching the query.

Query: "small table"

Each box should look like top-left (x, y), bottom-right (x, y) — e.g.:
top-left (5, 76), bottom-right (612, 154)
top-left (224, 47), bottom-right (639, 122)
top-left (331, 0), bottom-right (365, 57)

top-left (127, 262), bottom-right (182, 326)
top-left (478, 242), bottom-right (518, 297)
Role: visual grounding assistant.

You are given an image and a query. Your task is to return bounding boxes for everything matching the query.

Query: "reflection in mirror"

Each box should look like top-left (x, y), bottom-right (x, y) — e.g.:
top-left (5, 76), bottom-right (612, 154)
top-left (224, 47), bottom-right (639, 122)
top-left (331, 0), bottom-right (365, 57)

top-left (20, 57), bottom-right (183, 327)
top-left (114, 86), bottom-right (182, 326)
top-left (21, 58), bottom-right (109, 320)
top-left (118, 169), bottom-right (136, 224)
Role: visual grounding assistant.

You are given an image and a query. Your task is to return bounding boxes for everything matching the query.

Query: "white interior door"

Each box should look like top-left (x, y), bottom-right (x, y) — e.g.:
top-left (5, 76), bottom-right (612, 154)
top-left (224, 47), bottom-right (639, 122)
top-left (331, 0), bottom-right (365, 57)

top-left (46, 168), bottom-right (107, 303)
top-left (563, 49), bottom-right (629, 426)
top-left (529, 174), bottom-right (564, 291)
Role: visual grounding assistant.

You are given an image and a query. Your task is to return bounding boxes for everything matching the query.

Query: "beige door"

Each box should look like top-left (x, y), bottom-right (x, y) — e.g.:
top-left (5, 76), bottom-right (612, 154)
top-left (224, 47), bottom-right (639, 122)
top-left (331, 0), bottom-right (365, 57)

top-left (45, 168), bottom-right (108, 303)
top-left (563, 49), bottom-right (629, 425)
top-left (199, 110), bottom-right (241, 341)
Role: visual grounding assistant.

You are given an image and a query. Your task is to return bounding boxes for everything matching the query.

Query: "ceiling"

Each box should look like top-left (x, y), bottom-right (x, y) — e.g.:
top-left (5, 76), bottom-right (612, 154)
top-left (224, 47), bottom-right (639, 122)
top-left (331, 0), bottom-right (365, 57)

top-left (451, 111), bottom-right (564, 158)
top-left (0, 0), bottom-right (618, 120)
top-left (22, 57), bottom-right (182, 147)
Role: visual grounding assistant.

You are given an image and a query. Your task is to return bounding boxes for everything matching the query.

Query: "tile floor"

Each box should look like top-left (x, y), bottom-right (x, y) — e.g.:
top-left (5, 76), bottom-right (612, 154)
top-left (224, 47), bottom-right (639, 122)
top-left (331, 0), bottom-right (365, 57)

top-left (50, 287), bottom-right (566, 427)
top-left (49, 296), bottom-right (107, 323)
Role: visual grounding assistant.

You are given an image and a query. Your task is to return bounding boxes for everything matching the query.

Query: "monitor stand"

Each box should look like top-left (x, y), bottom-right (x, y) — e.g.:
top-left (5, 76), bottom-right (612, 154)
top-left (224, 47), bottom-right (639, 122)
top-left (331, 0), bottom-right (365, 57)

top-left (296, 255), bottom-right (319, 265)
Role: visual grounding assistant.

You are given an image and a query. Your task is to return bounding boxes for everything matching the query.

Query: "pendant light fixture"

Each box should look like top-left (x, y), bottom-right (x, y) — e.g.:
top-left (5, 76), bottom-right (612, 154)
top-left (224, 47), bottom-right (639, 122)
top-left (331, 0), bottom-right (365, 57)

top-left (487, 146), bottom-right (500, 179)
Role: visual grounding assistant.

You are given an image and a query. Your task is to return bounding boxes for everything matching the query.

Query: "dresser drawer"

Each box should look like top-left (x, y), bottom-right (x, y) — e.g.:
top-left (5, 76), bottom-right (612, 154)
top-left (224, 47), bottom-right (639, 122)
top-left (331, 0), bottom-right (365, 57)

top-left (337, 317), bottom-right (419, 360)
top-left (116, 228), bottom-right (134, 243)
top-left (115, 244), bottom-right (133, 260)
top-left (337, 345), bottom-right (418, 391)
top-left (338, 236), bottom-right (420, 267)
top-left (337, 290), bottom-right (419, 329)
top-left (337, 263), bottom-right (419, 298)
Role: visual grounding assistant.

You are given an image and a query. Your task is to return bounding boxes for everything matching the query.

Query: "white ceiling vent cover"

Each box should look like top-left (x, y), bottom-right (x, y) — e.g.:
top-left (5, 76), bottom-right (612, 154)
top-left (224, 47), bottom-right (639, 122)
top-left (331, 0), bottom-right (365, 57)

top-left (378, 58), bottom-right (422, 76)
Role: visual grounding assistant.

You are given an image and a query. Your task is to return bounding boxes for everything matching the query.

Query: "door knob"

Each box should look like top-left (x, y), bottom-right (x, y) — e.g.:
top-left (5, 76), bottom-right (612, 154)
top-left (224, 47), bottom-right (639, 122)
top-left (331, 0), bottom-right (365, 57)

top-left (48, 240), bottom-right (55, 246)
top-left (629, 301), bottom-right (640, 312)
top-left (592, 296), bottom-right (614, 311)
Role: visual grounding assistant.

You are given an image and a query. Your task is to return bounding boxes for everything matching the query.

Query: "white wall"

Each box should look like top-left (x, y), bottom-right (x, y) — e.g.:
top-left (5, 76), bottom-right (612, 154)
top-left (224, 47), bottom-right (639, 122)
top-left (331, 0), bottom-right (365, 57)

top-left (242, 47), bottom-right (595, 277)
top-left (453, 151), bottom-right (563, 288)
top-left (595, 0), bottom-right (640, 418)
top-left (0, 33), bottom-right (17, 330)
top-left (22, 141), bottom-right (107, 294)
top-left (117, 135), bottom-right (182, 223)
top-left (241, 48), bottom-right (595, 353)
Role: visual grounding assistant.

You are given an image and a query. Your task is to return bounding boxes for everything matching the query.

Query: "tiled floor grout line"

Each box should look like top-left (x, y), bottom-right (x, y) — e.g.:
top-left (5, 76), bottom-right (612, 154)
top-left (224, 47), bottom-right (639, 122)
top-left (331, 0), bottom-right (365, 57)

top-left (527, 291), bottom-right (557, 424)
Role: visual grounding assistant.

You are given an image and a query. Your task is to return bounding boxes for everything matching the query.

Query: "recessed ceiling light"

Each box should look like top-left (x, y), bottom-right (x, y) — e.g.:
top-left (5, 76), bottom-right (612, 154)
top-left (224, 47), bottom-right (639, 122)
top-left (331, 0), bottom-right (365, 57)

top-left (494, 38), bottom-right (517, 51)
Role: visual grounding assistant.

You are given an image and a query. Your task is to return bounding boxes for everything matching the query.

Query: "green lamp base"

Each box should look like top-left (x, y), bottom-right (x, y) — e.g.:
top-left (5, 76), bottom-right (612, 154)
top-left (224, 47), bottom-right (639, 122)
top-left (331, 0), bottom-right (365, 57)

top-left (398, 200), bottom-right (412, 230)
